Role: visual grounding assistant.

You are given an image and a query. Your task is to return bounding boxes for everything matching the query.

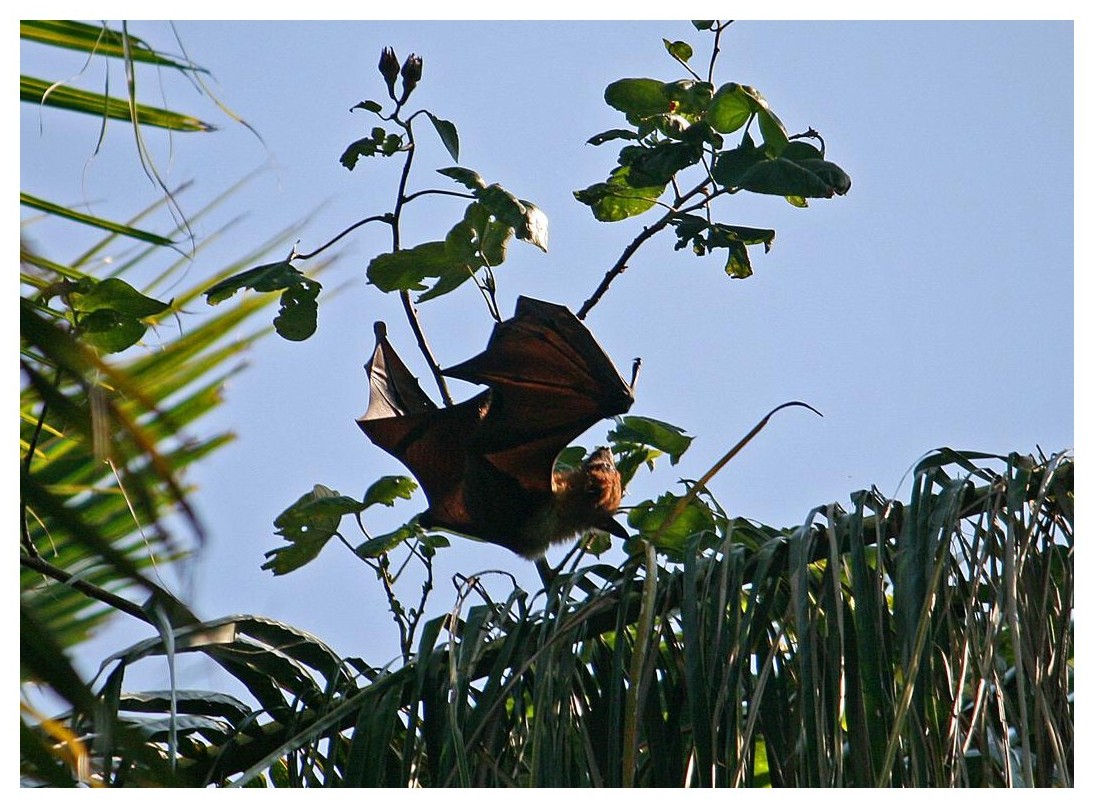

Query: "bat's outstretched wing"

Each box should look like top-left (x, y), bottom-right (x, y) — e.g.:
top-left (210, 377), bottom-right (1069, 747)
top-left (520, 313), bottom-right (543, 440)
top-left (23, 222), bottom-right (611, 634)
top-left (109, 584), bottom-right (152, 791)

top-left (443, 296), bottom-right (634, 495)
top-left (358, 298), bottom-right (634, 553)
top-left (357, 323), bottom-right (487, 532)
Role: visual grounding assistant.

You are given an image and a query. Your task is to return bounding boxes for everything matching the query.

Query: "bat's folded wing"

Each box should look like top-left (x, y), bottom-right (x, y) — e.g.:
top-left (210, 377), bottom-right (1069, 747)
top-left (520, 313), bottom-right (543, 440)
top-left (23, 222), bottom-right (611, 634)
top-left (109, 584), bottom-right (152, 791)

top-left (357, 324), bottom-right (485, 532)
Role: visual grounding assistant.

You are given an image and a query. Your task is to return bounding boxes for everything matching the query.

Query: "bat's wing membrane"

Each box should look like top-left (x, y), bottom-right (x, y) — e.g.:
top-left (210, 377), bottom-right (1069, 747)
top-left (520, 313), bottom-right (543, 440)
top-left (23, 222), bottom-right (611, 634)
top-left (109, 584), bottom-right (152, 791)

top-left (443, 297), bottom-right (634, 493)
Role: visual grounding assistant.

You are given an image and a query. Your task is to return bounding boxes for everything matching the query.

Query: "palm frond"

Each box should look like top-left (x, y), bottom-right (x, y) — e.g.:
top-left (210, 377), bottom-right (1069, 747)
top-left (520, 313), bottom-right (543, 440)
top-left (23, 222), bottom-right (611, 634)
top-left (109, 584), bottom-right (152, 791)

top-left (42, 450), bottom-right (1069, 787)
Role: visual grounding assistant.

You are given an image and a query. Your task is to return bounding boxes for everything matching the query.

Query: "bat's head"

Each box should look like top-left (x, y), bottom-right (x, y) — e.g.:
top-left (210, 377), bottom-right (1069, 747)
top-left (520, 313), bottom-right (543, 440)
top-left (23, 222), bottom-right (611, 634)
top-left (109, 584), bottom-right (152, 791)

top-left (580, 447), bottom-right (628, 540)
top-left (585, 446), bottom-right (617, 474)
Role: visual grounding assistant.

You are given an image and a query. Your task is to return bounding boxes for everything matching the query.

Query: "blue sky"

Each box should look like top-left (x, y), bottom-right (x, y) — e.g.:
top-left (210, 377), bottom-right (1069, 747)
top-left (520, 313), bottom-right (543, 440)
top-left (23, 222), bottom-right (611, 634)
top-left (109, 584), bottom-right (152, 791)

top-left (20, 20), bottom-right (1075, 684)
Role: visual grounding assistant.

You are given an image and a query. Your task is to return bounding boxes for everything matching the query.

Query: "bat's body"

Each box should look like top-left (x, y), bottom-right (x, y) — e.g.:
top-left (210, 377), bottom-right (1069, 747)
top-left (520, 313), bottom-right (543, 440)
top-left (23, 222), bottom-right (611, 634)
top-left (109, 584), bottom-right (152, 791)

top-left (357, 297), bottom-right (634, 558)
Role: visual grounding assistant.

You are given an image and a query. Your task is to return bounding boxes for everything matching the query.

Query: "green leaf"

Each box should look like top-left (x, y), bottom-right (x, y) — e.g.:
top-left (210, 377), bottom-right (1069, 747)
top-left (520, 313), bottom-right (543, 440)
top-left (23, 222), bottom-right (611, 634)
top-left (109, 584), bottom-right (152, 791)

top-left (614, 444), bottom-right (662, 488)
top-left (705, 83), bottom-right (788, 155)
top-left (663, 39), bottom-right (694, 63)
top-left (662, 80), bottom-right (714, 119)
top-left (475, 184), bottom-right (527, 232)
top-left (20, 75), bottom-right (214, 132)
top-left (581, 530), bottom-right (613, 556)
top-left (272, 277), bottom-right (320, 341)
top-left (264, 485), bottom-right (364, 575)
top-left (204, 260), bottom-right (321, 341)
top-left (63, 278), bottom-right (172, 353)
top-left (70, 278), bottom-right (170, 318)
top-left (554, 445), bottom-right (589, 472)
top-left (356, 523), bottom-right (420, 559)
top-left (618, 141), bottom-right (703, 187)
top-left (671, 214), bottom-right (773, 279)
top-left (437, 166), bottom-right (487, 191)
top-left (573, 167), bottom-right (666, 222)
top-left (437, 170), bottom-right (547, 253)
top-left (373, 188), bottom-right (543, 304)
top-left (476, 185), bottom-right (548, 252)
top-left (78, 309), bottom-right (148, 353)
top-left (352, 99), bottom-right (384, 113)
top-left (425, 111), bottom-right (460, 162)
top-left (362, 475), bottom-right (418, 508)
top-left (722, 242), bottom-right (753, 279)
top-left (673, 214), bottom-right (775, 253)
top-left (274, 485), bottom-right (360, 540)
top-left (692, 20), bottom-right (716, 30)
top-left (604, 78), bottom-right (670, 124)
top-left (627, 492), bottom-right (716, 554)
top-left (339, 127), bottom-right (403, 170)
top-left (204, 260), bottom-right (300, 304)
top-left (586, 128), bottom-right (639, 146)
top-left (710, 141), bottom-right (767, 188)
top-left (366, 241), bottom-right (452, 293)
top-left (609, 416), bottom-right (693, 464)
top-left (20, 20), bottom-right (205, 71)
top-left (517, 200), bottom-right (549, 252)
top-left (739, 156), bottom-right (852, 198)
top-left (707, 83), bottom-right (753, 134)
top-left (756, 107), bottom-right (789, 157)
top-left (456, 202), bottom-right (510, 265)
top-left (781, 140), bottom-right (825, 161)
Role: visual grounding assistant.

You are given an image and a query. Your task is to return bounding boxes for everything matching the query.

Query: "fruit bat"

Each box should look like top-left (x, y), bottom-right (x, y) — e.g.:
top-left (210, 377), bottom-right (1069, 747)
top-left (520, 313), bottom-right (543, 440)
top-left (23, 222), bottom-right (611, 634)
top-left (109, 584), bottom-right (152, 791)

top-left (357, 296), bottom-right (635, 558)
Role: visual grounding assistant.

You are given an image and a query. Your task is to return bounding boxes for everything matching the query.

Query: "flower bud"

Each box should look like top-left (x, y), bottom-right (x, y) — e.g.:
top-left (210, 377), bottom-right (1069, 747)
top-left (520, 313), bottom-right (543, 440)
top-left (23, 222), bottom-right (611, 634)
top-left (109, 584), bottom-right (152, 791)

top-left (378, 47), bottom-right (400, 98)
top-left (399, 53), bottom-right (423, 101)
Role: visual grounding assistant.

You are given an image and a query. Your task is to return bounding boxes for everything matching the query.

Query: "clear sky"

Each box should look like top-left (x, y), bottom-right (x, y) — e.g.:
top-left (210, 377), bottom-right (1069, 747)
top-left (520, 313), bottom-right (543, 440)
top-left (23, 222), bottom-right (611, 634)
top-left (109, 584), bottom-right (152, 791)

top-left (20, 19), bottom-right (1076, 688)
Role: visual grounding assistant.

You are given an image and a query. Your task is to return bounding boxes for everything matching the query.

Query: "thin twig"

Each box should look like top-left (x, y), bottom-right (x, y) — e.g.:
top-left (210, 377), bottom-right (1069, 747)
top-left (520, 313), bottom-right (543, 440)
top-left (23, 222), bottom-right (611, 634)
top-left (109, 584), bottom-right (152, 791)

top-left (707, 21), bottom-right (732, 85)
top-left (403, 542), bottom-right (435, 661)
top-left (389, 119), bottom-right (453, 405)
top-left (399, 291), bottom-right (453, 406)
top-left (293, 213), bottom-right (392, 261)
top-left (401, 188), bottom-right (476, 205)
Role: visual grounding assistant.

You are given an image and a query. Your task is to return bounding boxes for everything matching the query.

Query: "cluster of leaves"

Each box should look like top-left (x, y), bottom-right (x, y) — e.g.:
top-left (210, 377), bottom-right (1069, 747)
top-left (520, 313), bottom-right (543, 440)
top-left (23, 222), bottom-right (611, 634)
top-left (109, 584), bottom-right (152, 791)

top-left (366, 167), bottom-right (548, 304)
top-left (575, 22), bottom-right (850, 279)
top-left (207, 46), bottom-right (546, 335)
